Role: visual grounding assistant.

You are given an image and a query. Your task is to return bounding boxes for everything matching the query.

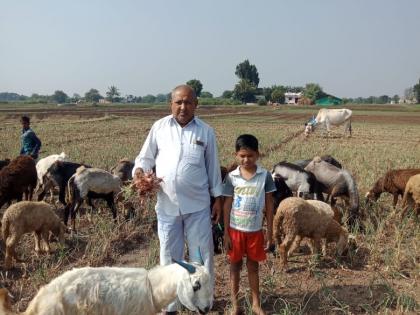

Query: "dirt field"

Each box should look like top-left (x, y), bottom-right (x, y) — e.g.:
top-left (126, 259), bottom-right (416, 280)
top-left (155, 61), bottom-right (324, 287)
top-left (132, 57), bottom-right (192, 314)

top-left (0, 104), bottom-right (419, 314)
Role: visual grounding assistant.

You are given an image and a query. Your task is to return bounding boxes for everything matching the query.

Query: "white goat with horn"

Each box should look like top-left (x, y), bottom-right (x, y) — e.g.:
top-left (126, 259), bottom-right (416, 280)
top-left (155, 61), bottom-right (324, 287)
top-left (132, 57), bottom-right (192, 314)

top-left (0, 261), bottom-right (212, 315)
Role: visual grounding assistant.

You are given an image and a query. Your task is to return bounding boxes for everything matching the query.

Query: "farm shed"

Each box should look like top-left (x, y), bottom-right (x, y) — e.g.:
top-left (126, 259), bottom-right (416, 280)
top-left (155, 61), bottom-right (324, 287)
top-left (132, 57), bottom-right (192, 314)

top-left (315, 95), bottom-right (343, 106)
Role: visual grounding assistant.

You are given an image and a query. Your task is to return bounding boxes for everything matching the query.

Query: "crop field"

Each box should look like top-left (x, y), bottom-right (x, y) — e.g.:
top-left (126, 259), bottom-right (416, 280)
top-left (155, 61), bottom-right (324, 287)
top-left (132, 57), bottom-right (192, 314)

top-left (0, 104), bottom-right (419, 314)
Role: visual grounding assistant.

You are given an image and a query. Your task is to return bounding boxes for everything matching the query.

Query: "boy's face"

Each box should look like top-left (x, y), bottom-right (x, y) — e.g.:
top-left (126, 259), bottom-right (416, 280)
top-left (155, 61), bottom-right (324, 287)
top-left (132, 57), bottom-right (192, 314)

top-left (235, 148), bottom-right (259, 168)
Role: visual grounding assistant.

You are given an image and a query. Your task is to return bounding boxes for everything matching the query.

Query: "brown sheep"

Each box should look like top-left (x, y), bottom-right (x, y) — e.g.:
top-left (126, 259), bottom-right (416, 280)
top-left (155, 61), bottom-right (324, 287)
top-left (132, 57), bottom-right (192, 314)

top-left (0, 156), bottom-right (37, 209)
top-left (365, 169), bottom-right (420, 207)
top-left (274, 197), bottom-right (349, 268)
top-left (400, 174), bottom-right (420, 218)
top-left (2, 201), bottom-right (66, 269)
top-left (0, 158), bottom-right (10, 171)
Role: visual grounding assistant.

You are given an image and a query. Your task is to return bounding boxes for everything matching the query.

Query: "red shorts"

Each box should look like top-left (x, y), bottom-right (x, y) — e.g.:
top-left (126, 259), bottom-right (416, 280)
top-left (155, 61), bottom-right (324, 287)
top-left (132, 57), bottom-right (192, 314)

top-left (228, 228), bottom-right (266, 263)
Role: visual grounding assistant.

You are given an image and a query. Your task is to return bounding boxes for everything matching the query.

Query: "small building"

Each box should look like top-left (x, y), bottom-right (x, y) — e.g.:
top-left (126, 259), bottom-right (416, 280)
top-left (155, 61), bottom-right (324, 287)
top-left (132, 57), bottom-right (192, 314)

top-left (315, 95), bottom-right (343, 106)
top-left (99, 98), bottom-right (111, 104)
top-left (285, 92), bottom-right (302, 104)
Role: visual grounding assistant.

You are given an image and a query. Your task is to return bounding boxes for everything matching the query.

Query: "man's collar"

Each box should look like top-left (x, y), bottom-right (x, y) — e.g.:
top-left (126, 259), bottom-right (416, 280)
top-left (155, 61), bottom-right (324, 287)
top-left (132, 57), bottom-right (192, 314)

top-left (171, 116), bottom-right (196, 128)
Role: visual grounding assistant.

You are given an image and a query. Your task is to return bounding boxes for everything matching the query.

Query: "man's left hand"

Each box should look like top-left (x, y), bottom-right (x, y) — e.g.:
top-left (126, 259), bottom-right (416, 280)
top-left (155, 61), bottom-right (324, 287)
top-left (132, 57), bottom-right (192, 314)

top-left (211, 197), bottom-right (222, 224)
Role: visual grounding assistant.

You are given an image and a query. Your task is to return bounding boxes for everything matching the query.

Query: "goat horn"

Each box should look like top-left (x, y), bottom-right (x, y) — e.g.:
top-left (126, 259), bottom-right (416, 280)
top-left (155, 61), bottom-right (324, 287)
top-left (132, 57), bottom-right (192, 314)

top-left (172, 259), bottom-right (196, 274)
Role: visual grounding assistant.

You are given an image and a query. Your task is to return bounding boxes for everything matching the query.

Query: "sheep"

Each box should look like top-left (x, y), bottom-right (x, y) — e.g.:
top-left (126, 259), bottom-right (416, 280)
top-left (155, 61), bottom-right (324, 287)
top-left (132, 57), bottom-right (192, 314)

top-left (35, 152), bottom-right (69, 199)
top-left (66, 166), bottom-right (121, 231)
top-left (2, 201), bottom-right (66, 269)
top-left (0, 158), bottom-right (10, 171)
top-left (400, 174), bottom-right (420, 218)
top-left (110, 158), bottom-right (134, 183)
top-left (293, 155), bottom-right (343, 170)
top-left (274, 197), bottom-right (349, 268)
top-left (0, 261), bottom-right (212, 315)
top-left (365, 169), bottom-right (420, 207)
top-left (0, 156), bottom-right (37, 209)
top-left (305, 157), bottom-right (359, 227)
top-left (37, 161), bottom-right (90, 207)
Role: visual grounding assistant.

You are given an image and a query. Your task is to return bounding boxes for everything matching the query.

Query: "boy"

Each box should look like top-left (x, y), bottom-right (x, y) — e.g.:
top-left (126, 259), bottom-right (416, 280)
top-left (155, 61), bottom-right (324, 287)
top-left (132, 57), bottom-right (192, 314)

top-left (20, 116), bottom-right (42, 160)
top-left (222, 134), bottom-right (276, 315)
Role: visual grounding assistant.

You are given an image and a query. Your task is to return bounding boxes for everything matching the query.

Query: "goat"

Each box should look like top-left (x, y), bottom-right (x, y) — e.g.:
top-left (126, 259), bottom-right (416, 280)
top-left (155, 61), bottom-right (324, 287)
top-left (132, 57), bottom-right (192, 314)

top-left (305, 157), bottom-right (359, 227)
top-left (366, 169), bottom-right (420, 207)
top-left (110, 158), bottom-right (134, 183)
top-left (0, 156), bottom-right (37, 209)
top-left (37, 161), bottom-right (90, 208)
top-left (0, 261), bottom-right (212, 315)
top-left (271, 161), bottom-right (324, 201)
top-left (293, 155), bottom-right (343, 170)
top-left (66, 166), bottom-right (121, 231)
top-left (2, 201), bottom-right (66, 269)
top-left (35, 152), bottom-right (68, 198)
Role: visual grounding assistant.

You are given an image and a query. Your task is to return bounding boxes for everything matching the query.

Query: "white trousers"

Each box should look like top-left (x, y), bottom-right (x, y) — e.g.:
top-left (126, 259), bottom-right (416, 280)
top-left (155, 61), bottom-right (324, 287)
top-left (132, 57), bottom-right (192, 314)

top-left (157, 208), bottom-right (214, 312)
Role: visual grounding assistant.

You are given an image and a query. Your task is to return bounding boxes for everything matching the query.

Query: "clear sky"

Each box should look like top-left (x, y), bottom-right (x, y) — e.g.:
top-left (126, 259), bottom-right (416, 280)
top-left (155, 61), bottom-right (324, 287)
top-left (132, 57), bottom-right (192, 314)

top-left (1, 0), bottom-right (419, 98)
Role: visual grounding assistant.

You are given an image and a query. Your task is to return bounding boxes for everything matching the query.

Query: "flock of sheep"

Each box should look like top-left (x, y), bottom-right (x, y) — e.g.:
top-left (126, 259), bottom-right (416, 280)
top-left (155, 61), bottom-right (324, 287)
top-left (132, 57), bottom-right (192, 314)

top-left (0, 149), bottom-right (419, 314)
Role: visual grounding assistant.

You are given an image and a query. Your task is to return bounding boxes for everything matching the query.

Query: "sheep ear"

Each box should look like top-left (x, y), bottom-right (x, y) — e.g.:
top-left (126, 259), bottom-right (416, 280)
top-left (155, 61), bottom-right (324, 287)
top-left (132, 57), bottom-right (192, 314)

top-left (173, 259), bottom-right (196, 274)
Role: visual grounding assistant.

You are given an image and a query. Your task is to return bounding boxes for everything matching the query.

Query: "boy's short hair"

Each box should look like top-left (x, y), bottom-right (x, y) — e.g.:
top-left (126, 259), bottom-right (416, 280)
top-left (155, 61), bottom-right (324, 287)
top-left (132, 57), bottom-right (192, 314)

top-left (20, 116), bottom-right (30, 123)
top-left (235, 134), bottom-right (259, 152)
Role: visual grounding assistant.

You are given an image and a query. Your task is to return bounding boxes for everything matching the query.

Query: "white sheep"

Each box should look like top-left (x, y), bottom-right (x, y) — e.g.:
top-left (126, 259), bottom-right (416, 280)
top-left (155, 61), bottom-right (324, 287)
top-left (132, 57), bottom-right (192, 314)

top-left (36, 152), bottom-right (68, 197)
top-left (2, 201), bottom-right (66, 269)
top-left (401, 174), bottom-right (420, 218)
top-left (0, 261), bottom-right (212, 315)
top-left (66, 166), bottom-right (121, 230)
top-left (274, 197), bottom-right (349, 268)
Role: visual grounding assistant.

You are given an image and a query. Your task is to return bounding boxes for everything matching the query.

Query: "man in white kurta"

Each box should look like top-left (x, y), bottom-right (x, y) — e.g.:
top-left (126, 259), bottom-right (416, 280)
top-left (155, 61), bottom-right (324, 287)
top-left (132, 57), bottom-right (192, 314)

top-left (132, 85), bottom-right (222, 314)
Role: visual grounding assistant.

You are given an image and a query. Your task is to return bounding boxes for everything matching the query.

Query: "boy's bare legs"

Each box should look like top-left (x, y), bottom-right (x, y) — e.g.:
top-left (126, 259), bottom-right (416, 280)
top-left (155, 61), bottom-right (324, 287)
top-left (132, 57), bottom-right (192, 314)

top-left (230, 260), bottom-right (243, 315)
top-left (247, 259), bottom-right (266, 315)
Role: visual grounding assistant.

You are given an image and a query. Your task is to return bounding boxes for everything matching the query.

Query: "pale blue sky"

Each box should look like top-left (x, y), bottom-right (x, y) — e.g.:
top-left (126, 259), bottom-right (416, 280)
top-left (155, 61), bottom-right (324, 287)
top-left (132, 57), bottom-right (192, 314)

top-left (1, 0), bottom-right (419, 98)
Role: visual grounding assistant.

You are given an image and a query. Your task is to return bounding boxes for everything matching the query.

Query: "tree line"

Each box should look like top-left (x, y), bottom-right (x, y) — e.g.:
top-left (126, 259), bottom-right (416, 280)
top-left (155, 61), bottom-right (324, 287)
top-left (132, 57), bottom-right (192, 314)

top-left (1, 61), bottom-right (419, 105)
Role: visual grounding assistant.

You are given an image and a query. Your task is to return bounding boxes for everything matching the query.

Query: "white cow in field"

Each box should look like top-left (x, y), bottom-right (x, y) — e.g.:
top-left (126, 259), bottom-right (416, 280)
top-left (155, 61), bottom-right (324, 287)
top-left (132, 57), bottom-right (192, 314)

top-left (305, 108), bottom-right (352, 137)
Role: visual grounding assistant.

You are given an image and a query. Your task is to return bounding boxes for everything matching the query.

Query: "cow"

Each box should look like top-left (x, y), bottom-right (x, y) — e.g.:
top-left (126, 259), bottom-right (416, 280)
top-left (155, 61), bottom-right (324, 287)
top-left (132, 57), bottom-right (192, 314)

top-left (305, 108), bottom-right (353, 137)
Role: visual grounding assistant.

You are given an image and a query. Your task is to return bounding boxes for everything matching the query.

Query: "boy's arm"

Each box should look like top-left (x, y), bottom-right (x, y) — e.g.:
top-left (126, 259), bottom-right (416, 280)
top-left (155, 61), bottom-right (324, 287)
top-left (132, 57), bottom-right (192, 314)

top-left (264, 192), bottom-right (274, 251)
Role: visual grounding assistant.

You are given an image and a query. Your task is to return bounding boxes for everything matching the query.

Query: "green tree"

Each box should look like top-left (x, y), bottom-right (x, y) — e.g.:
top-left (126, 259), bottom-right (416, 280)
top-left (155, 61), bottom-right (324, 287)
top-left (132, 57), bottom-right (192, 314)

top-left (142, 94), bottom-right (156, 103)
top-left (303, 83), bottom-right (325, 102)
top-left (52, 90), bottom-right (68, 103)
top-left (155, 93), bottom-right (167, 103)
top-left (221, 90), bottom-right (233, 99)
top-left (200, 91), bottom-right (213, 98)
top-left (271, 85), bottom-right (286, 103)
top-left (413, 79), bottom-right (420, 103)
top-left (262, 87), bottom-right (273, 102)
top-left (84, 89), bottom-right (102, 102)
top-left (392, 94), bottom-right (399, 103)
top-left (233, 79), bottom-right (257, 103)
top-left (106, 86), bottom-right (121, 102)
top-left (71, 93), bottom-right (81, 102)
top-left (186, 79), bottom-right (203, 97)
top-left (235, 59), bottom-right (260, 87)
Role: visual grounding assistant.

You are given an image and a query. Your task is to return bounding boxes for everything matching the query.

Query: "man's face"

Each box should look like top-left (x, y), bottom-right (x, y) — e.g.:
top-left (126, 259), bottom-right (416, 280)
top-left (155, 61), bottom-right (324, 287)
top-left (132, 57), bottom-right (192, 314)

top-left (170, 88), bottom-right (198, 127)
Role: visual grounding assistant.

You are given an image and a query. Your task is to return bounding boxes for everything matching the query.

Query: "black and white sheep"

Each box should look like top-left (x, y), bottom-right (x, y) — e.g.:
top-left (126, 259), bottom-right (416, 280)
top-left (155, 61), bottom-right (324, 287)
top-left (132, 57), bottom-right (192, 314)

top-left (66, 166), bottom-right (121, 230)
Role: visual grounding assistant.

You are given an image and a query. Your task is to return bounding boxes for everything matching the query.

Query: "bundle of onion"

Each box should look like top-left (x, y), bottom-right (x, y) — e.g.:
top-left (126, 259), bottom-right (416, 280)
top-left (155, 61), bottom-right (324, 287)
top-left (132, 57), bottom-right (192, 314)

top-left (133, 171), bottom-right (163, 198)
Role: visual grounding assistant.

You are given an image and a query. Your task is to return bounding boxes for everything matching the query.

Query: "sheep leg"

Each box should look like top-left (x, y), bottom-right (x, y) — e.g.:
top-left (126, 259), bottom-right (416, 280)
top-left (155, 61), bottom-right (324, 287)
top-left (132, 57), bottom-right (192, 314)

top-left (287, 235), bottom-right (302, 256)
top-left (105, 194), bottom-right (118, 222)
top-left (279, 234), bottom-right (295, 268)
top-left (34, 231), bottom-right (42, 253)
top-left (392, 194), bottom-right (399, 208)
top-left (71, 200), bottom-right (82, 232)
top-left (312, 236), bottom-right (322, 256)
top-left (5, 235), bottom-right (19, 269)
top-left (41, 229), bottom-right (51, 253)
